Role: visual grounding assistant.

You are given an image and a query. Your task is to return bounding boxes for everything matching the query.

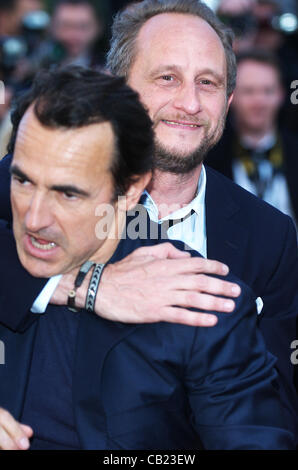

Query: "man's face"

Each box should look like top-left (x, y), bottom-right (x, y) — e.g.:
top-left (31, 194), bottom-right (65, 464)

top-left (232, 60), bottom-right (284, 133)
top-left (52, 4), bottom-right (99, 58)
top-left (128, 13), bottom-right (232, 174)
top-left (11, 107), bottom-right (116, 278)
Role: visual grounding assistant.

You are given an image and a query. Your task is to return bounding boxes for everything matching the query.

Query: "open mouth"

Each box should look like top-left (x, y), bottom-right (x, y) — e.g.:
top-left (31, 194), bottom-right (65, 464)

top-left (162, 120), bottom-right (201, 129)
top-left (29, 235), bottom-right (57, 251)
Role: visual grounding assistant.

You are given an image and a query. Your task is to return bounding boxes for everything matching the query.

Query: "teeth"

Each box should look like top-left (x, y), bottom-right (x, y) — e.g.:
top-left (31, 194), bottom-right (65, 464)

top-left (163, 120), bottom-right (199, 128)
top-left (30, 236), bottom-right (57, 251)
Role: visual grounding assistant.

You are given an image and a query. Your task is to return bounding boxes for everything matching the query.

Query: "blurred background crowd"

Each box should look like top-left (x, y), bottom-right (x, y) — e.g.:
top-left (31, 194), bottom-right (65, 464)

top-left (0, 0), bottom-right (297, 229)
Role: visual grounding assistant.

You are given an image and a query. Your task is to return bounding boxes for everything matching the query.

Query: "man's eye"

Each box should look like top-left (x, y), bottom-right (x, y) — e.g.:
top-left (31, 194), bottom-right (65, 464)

top-left (12, 175), bottom-right (30, 185)
top-left (161, 75), bottom-right (174, 81)
top-left (62, 192), bottom-right (77, 201)
top-left (63, 192), bottom-right (78, 201)
top-left (200, 79), bottom-right (212, 85)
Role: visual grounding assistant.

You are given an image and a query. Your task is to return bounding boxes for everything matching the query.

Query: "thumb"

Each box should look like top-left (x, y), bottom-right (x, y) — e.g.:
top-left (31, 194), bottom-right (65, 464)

top-left (20, 424), bottom-right (34, 438)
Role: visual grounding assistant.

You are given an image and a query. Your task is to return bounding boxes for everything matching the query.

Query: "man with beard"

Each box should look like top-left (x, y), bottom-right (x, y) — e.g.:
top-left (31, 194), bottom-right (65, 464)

top-left (0, 0), bottom-right (297, 443)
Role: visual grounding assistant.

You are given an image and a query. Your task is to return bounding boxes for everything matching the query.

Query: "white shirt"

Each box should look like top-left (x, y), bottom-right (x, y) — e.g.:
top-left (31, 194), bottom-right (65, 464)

top-left (31, 274), bottom-right (62, 314)
top-left (142, 164), bottom-right (207, 257)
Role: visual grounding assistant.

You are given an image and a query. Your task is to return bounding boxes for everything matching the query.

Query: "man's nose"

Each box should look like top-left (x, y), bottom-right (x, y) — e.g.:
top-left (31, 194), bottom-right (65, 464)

top-left (24, 192), bottom-right (54, 233)
top-left (173, 83), bottom-right (202, 115)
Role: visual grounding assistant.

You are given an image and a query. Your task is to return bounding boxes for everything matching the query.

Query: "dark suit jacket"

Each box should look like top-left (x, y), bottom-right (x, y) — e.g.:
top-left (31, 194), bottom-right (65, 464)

top-left (0, 153), bottom-right (298, 444)
top-left (0, 219), bottom-right (295, 449)
top-left (206, 126), bottom-right (298, 395)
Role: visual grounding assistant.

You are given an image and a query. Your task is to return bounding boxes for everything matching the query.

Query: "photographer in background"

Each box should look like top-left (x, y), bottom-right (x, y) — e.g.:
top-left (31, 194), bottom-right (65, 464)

top-left (206, 49), bottom-right (298, 229)
top-left (35, 0), bottom-right (105, 69)
top-left (0, 0), bottom-right (49, 89)
top-left (0, 0), bottom-right (49, 158)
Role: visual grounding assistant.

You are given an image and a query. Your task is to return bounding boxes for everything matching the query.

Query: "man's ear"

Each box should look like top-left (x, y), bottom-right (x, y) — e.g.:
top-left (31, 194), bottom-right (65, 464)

top-left (227, 92), bottom-right (234, 111)
top-left (123, 172), bottom-right (152, 211)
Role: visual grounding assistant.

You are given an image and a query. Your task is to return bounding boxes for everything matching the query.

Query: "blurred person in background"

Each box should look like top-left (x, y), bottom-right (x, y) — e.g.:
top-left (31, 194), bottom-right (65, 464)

top-left (37, 0), bottom-right (104, 68)
top-left (253, 0), bottom-right (284, 51)
top-left (0, 0), bottom-right (106, 159)
top-left (0, 0), bottom-right (43, 37)
top-left (0, 1), bottom-right (45, 159)
top-left (253, 0), bottom-right (298, 135)
top-left (0, 0), bottom-right (49, 108)
top-left (217, 0), bottom-right (258, 52)
top-left (0, 0), bottom-right (48, 159)
top-left (217, 0), bottom-right (298, 133)
top-left (206, 49), bottom-right (298, 228)
top-left (0, 0), bottom-right (47, 82)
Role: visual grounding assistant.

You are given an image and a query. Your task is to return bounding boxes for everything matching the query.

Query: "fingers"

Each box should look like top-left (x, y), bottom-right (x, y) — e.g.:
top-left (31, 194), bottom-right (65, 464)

top-left (148, 257), bottom-right (230, 277)
top-left (20, 424), bottom-right (34, 438)
top-left (161, 307), bottom-right (219, 327)
top-left (0, 408), bottom-right (32, 450)
top-left (170, 290), bottom-right (236, 313)
top-left (177, 257), bottom-right (229, 276)
top-left (0, 426), bottom-right (20, 450)
top-left (170, 274), bottom-right (241, 298)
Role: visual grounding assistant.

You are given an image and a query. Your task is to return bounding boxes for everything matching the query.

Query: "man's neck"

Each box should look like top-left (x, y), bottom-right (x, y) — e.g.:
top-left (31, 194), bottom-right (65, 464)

top-left (89, 210), bottom-right (126, 264)
top-left (146, 164), bottom-right (202, 218)
top-left (237, 123), bottom-right (276, 149)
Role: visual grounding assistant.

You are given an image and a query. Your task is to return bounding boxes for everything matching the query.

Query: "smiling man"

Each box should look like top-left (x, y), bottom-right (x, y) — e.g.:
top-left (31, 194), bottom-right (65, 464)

top-left (127, 13), bottom-right (230, 175)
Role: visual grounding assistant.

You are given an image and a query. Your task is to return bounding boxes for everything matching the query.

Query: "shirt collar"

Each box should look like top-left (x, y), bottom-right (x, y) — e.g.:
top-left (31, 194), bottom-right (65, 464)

top-left (141, 164), bottom-right (207, 222)
top-left (241, 131), bottom-right (277, 153)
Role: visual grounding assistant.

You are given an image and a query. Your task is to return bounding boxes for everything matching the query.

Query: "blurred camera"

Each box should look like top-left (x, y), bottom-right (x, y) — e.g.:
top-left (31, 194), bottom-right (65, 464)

top-left (0, 10), bottom-right (50, 83)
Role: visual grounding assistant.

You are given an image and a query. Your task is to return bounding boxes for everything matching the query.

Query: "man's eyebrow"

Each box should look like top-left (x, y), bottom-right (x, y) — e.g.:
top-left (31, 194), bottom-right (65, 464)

top-left (149, 65), bottom-right (225, 84)
top-left (197, 68), bottom-right (225, 84)
top-left (10, 165), bottom-right (90, 197)
top-left (50, 184), bottom-right (90, 197)
top-left (10, 164), bottom-right (33, 182)
top-left (149, 64), bottom-right (183, 77)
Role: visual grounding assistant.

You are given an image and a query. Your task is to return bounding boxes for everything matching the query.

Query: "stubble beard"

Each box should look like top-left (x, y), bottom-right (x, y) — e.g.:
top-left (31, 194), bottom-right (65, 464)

top-left (153, 113), bottom-right (226, 175)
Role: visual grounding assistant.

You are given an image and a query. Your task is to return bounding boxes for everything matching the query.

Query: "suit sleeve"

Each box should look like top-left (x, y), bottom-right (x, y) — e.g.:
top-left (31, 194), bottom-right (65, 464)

top-left (0, 154), bottom-right (47, 331)
top-left (184, 280), bottom-right (296, 450)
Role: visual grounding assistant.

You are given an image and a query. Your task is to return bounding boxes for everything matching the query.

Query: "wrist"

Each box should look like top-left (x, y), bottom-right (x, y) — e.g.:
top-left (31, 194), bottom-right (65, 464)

top-left (75, 270), bottom-right (93, 309)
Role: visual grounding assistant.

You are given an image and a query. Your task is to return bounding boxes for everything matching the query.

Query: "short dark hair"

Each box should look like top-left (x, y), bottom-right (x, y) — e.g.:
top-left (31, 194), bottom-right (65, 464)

top-left (236, 49), bottom-right (282, 83)
top-left (8, 66), bottom-right (154, 198)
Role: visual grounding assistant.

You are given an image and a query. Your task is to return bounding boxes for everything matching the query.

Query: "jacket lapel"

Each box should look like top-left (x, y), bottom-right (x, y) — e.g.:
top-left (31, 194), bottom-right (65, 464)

top-left (205, 166), bottom-right (249, 279)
